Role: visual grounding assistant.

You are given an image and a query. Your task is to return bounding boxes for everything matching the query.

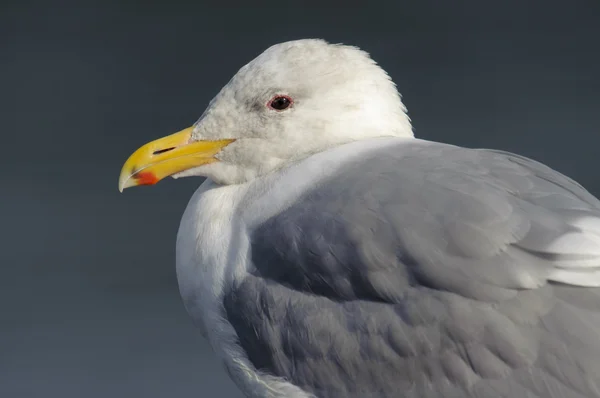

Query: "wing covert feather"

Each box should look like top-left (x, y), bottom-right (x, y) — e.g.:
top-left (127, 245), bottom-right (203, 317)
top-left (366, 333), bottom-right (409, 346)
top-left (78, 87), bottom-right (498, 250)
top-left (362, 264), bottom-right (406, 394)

top-left (224, 141), bottom-right (600, 397)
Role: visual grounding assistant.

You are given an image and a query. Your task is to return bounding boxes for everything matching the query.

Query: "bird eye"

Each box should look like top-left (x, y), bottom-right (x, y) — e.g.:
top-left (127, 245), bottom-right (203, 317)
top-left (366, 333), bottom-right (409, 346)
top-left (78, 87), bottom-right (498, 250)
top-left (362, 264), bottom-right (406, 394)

top-left (267, 95), bottom-right (293, 111)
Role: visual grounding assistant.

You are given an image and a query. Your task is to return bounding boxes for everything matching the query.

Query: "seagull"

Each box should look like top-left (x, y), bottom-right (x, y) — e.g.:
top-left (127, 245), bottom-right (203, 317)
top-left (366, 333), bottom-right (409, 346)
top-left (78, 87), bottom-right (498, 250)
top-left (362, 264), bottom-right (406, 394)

top-left (118, 39), bottom-right (600, 398)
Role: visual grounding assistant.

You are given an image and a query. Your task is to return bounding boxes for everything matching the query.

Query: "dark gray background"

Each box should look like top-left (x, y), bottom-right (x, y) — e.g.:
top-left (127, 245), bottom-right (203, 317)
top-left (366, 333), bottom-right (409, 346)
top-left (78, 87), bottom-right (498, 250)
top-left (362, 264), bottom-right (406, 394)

top-left (1, 1), bottom-right (599, 397)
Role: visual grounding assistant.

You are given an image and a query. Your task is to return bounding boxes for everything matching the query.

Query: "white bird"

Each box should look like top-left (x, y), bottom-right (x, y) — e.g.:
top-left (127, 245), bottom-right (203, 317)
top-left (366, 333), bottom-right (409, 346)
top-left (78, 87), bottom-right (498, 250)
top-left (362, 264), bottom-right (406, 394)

top-left (119, 39), bottom-right (600, 398)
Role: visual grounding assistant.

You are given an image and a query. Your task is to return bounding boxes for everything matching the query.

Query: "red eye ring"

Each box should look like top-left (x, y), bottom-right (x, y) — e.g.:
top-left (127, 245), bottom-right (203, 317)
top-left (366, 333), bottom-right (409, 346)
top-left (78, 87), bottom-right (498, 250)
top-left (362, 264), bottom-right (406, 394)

top-left (267, 95), bottom-right (293, 111)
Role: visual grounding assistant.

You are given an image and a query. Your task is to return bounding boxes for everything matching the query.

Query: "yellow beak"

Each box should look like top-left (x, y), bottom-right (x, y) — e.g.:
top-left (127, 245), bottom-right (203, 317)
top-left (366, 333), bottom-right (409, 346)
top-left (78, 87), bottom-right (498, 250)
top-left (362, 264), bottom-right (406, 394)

top-left (118, 126), bottom-right (235, 192)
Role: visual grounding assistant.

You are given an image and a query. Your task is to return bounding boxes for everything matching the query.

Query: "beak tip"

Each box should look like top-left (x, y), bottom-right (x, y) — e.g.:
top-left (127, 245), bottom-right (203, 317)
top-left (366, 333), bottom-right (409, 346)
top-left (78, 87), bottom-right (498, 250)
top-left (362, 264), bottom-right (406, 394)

top-left (118, 171), bottom-right (133, 193)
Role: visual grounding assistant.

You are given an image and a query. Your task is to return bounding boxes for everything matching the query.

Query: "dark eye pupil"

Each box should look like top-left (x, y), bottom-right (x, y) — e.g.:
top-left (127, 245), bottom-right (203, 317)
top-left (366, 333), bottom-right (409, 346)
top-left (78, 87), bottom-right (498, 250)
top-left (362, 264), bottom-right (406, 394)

top-left (270, 96), bottom-right (291, 110)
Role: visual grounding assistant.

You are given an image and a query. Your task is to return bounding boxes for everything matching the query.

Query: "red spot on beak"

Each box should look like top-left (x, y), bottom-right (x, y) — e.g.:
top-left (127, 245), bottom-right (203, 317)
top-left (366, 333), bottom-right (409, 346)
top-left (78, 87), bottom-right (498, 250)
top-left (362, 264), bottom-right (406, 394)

top-left (134, 171), bottom-right (159, 186)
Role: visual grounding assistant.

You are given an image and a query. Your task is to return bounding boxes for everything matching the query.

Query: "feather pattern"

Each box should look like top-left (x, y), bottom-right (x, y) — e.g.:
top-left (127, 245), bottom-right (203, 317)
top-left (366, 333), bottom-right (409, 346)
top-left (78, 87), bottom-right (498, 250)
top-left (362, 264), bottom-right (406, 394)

top-left (220, 139), bottom-right (600, 398)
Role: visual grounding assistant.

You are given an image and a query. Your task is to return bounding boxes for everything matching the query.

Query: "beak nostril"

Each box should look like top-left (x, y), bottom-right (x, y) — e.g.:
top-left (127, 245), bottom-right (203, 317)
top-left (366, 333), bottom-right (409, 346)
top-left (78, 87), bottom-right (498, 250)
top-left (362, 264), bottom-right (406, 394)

top-left (153, 147), bottom-right (176, 155)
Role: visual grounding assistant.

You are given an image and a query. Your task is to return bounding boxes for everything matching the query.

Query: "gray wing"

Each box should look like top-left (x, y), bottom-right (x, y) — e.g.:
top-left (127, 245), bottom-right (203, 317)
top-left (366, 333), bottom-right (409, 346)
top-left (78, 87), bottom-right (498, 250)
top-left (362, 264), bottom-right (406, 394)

top-left (223, 141), bottom-right (600, 398)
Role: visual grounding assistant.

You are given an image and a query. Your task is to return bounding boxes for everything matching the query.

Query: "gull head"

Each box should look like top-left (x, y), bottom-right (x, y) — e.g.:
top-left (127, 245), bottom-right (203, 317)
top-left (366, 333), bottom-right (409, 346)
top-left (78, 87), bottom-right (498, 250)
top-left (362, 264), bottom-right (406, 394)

top-left (119, 39), bottom-right (413, 190)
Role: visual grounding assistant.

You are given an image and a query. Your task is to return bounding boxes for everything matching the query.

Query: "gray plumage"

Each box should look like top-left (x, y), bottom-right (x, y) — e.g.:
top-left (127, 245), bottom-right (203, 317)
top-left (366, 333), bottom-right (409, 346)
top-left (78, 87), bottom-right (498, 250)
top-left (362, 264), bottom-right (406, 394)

top-left (223, 140), bottom-right (600, 398)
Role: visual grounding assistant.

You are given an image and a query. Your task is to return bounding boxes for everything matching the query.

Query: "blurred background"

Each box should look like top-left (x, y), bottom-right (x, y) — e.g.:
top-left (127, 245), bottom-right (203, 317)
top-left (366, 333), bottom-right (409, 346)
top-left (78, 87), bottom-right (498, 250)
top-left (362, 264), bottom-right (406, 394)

top-left (1, 0), bottom-right (599, 397)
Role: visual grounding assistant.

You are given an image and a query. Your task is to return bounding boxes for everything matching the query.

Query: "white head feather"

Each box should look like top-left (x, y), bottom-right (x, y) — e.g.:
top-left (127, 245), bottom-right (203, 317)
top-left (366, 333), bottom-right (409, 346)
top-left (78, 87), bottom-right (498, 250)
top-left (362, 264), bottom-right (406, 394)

top-left (174, 39), bottom-right (413, 185)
